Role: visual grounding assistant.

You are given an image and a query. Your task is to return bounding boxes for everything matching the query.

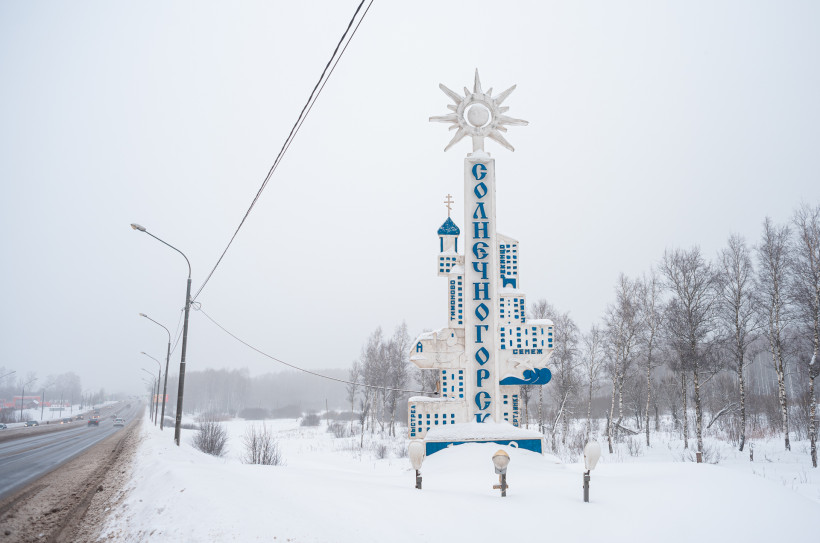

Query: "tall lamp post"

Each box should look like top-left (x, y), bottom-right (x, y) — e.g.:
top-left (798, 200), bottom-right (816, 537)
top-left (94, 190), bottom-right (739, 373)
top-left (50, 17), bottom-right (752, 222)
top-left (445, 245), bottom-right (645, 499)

top-left (131, 223), bottom-right (192, 446)
top-left (141, 352), bottom-right (162, 426)
top-left (141, 368), bottom-right (157, 422)
top-left (20, 377), bottom-right (37, 422)
top-left (139, 313), bottom-right (171, 430)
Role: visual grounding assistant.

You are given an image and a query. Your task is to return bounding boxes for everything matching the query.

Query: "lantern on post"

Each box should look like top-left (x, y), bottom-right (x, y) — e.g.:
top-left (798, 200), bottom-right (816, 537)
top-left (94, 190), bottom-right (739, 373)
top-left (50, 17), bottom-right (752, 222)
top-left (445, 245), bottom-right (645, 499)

top-left (583, 441), bottom-right (601, 503)
top-left (491, 449), bottom-right (510, 497)
top-left (408, 440), bottom-right (425, 489)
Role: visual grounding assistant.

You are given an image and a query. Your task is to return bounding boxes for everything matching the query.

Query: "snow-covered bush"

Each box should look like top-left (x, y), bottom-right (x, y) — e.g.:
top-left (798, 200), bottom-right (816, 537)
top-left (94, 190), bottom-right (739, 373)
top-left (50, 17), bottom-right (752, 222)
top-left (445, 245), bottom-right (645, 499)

top-left (193, 418), bottom-right (228, 457)
top-left (300, 413), bottom-right (321, 427)
top-left (327, 421), bottom-right (350, 438)
top-left (241, 422), bottom-right (283, 466)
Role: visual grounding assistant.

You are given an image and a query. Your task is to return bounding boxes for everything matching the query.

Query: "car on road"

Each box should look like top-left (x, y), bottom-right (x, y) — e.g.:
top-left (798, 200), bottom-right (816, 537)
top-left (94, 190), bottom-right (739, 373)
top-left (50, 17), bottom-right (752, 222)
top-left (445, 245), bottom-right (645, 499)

top-left (0, 423), bottom-right (7, 430)
top-left (25, 420), bottom-right (39, 427)
top-left (76, 415), bottom-right (84, 420)
top-left (60, 418), bottom-right (72, 424)
top-left (113, 418), bottom-right (125, 427)
top-left (87, 416), bottom-right (100, 427)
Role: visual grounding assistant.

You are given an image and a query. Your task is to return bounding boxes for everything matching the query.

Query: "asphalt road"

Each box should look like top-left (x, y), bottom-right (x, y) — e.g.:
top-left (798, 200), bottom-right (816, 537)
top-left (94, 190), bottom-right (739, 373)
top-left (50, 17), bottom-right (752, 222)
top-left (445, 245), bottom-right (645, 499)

top-left (0, 402), bottom-right (141, 500)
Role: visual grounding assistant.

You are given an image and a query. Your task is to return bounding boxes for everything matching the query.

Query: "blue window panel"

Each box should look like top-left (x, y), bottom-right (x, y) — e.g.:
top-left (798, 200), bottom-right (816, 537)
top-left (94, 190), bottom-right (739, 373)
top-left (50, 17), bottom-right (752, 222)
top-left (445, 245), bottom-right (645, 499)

top-left (459, 394), bottom-right (464, 398)
top-left (435, 421), bottom-right (439, 425)
top-left (443, 420), bottom-right (447, 425)
top-left (435, 414), bottom-right (438, 418)
top-left (427, 414), bottom-right (430, 418)
top-left (451, 414), bottom-right (455, 418)
top-left (459, 370), bottom-right (463, 374)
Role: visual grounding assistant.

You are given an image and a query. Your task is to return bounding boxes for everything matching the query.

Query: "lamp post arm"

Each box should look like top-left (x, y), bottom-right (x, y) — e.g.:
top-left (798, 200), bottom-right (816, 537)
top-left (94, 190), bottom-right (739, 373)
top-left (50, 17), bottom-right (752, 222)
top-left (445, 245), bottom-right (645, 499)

top-left (144, 231), bottom-right (191, 280)
top-left (141, 314), bottom-right (171, 343)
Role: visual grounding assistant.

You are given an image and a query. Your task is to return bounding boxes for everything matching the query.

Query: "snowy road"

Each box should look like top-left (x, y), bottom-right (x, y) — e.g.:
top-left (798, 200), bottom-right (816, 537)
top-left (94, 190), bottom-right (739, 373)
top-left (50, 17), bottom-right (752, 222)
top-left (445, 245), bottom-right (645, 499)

top-left (0, 402), bottom-right (138, 499)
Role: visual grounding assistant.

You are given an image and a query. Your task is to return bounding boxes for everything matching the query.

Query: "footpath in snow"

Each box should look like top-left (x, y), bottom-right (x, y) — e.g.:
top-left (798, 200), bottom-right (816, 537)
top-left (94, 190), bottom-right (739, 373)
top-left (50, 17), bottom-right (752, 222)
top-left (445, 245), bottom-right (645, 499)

top-left (100, 417), bottom-right (819, 542)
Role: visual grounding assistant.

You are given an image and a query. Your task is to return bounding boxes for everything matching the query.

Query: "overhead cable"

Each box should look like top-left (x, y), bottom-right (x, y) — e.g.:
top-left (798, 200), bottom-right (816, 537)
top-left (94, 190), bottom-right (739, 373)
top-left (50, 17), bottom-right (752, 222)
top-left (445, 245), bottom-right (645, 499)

top-left (195, 305), bottom-right (438, 396)
top-left (192, 0), bottom-right (374, 303)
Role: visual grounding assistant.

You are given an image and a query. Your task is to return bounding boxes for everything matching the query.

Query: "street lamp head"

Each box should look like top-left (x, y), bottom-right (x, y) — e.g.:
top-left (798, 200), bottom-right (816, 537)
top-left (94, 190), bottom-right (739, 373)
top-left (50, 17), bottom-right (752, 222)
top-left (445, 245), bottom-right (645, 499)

top-left (130, 223), bottom-right (147, 232)
top-left (139, 313), bottom-right (147, 318)
top-left (584, 441), bottom-right (602, 471)
top-left (492, 449), bottom-right (510, 475)
top-left (408, 440), bottom-right (425, 471)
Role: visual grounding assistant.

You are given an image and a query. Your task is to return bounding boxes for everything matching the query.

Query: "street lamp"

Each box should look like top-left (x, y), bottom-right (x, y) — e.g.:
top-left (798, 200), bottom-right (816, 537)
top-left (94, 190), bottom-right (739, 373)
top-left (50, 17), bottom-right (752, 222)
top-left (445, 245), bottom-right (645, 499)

top-left (131, 223), bottom-right (192, 446)
top-left (408, 440), bottom-right (425, 489)
top-left (583, 441), bottom-right (602, 503)
top-left (141, 377), bottom-right (155, 407)
top-left (140, 368), bottom-right (157, 421)
top-left (139, 313), bottom-right (172, 430)
top-left (20, 376), bottom-right (37, 422)
top-left (141, 352), bottom-right (162, 427)
top-left (492, 449), bottom-right (510, 497)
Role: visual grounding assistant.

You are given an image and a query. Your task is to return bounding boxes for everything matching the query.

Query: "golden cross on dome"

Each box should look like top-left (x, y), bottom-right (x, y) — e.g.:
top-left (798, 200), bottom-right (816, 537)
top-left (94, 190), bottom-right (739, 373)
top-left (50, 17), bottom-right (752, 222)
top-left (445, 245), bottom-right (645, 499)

top-left (443, 194), bottom-right (454, 217)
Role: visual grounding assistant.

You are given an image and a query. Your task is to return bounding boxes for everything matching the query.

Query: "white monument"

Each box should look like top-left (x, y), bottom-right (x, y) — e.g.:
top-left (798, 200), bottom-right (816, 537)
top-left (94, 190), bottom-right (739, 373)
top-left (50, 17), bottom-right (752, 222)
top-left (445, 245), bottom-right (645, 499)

top-left (408, 71), bottom-right (554, 454)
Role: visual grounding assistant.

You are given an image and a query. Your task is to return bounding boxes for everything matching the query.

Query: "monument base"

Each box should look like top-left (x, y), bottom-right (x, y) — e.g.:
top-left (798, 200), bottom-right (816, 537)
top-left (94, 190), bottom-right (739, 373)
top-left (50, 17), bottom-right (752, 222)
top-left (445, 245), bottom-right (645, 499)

top-left (422, 421), bottom-right (544, 455)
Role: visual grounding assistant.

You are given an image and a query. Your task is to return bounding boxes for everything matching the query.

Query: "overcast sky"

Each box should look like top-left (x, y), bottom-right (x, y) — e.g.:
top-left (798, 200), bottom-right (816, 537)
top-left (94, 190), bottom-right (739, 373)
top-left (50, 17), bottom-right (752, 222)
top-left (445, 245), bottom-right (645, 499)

top-left (1, 1), bottom-right (818, 395)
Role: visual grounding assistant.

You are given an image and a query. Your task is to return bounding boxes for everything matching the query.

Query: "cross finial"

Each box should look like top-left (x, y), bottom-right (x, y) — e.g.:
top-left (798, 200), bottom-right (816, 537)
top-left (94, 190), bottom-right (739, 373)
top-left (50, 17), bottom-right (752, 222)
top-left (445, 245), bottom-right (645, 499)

top-left (444, 194), bottom-right (454, 217)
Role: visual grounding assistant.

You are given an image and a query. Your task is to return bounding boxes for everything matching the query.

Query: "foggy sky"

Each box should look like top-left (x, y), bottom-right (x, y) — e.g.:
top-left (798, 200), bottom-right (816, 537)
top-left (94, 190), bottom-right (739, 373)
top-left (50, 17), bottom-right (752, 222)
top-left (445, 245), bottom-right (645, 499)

top-left (1, 1), bottom-right (818, 395)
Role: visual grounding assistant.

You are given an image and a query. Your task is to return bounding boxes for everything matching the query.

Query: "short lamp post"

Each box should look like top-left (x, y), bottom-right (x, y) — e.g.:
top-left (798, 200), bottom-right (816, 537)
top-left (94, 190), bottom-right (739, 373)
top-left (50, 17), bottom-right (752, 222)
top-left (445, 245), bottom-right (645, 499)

top-left (408, 440), bottom-right (425, 489)
top-left (583, 441), bottom-right (602, 503)
top-left (139, 313), bottom-right (172, 431)
top-left (140, 368), bottom-right (157, 422)
top-left (492, 449), bottom-right (510, 497)
top-left (140, 351), bottom-right (162, 427)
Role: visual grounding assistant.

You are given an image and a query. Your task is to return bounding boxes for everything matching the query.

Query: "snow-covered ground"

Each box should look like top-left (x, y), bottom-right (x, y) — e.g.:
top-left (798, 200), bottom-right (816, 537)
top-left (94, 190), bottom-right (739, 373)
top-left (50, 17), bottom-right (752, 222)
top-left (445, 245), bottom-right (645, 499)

top-left (101, 417), bottom-right (819, 542)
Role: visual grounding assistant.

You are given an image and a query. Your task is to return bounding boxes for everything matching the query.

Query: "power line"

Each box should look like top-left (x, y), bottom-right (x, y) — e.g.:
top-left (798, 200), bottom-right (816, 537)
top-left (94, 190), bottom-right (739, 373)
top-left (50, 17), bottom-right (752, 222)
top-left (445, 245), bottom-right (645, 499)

top-left (195, 305), bottom-right (438, 396)
top-left (192, 0), bottom-right (374, 303)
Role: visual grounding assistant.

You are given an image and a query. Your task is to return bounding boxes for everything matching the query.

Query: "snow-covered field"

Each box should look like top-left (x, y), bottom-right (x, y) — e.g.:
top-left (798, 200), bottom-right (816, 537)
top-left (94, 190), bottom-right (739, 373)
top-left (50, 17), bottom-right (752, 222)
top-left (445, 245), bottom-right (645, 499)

top-left (101, 416), bottom-right (820, 542)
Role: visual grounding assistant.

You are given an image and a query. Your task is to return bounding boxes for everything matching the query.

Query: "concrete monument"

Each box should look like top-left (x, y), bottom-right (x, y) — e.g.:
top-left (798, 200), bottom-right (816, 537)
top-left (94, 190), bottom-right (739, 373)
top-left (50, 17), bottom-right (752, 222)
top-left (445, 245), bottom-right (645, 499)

top-left (408, 71), bottom-right (554, 455)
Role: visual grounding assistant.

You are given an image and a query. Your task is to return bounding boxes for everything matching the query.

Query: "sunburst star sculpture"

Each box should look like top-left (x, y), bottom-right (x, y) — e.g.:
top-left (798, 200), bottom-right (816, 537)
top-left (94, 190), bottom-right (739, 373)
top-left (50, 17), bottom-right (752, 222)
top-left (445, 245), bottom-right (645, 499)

top-left (430, 69), bottom-right (528, 152)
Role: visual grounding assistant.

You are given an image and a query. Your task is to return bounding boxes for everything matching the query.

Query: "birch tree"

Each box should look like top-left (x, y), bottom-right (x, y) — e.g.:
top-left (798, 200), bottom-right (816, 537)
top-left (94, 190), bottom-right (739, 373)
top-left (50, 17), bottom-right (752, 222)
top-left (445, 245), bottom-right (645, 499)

top-left (792, 204), bottom-right (820, 467)
top-left (549, 311), bottom-right (581, 443)
top-left (346, 360), bottom-right (360, 434)
top-left (604, 274), bottom-right (643, 453)
top-left (581, 324), bottom-right (605, 440)
top-left (529, 298), bottom-right (558, 432)
top-left (716, 234), bottom-right (758, 452)
top-left (757, 218), bottom-right (794, 451)
top-left (662, 246), bottom-right (719, 461)
top-left (639, 272), bottom-right (665, 446)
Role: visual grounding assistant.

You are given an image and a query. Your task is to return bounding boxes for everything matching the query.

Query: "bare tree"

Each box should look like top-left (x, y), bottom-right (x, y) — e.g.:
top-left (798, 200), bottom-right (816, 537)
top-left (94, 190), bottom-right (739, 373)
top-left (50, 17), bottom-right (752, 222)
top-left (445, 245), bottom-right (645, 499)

top-left (346, 360), bottom-right (360, 434)
top-left (529, 299), bottom-right (557, 432)
top-left (662, 246), bottom-right (719, 461)
top-left (580, 324), bottom-right (605, 440)
top-left (604, 274), bottom-right (644, 453)
top-left (792, 204), bottom-right (820, 467)
top-left (639, 271), bottom-right (665, 447)
top-left (549, 311), bottom-right (580, 443)
top-left (385, 323), bottom-right (411, 437)
top-left (716, 234), bottom-right (759, 451)
top-left (757, 217), bottom-right (794, 451)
